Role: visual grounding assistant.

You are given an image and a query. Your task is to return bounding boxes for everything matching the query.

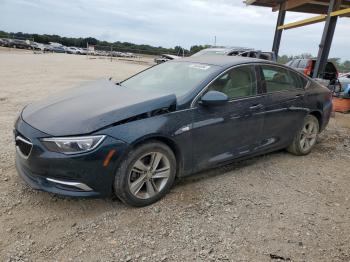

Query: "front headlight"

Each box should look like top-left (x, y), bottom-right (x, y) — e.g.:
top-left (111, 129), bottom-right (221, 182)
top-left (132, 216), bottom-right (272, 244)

top-left (41, 135), bottom-right (106, 154)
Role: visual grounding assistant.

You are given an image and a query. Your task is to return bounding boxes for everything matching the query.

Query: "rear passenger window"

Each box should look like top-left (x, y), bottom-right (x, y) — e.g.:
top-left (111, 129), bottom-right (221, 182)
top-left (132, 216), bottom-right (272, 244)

top-left (299, 75), bottom-right (308, 87)
top-left (289, 70), bottom-right (308, 89)
top-left (261, 65), bottom-right (304, 92)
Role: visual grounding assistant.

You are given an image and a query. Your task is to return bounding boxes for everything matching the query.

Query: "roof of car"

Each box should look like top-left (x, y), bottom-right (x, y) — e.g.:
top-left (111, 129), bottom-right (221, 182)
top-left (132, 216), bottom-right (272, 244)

top-left (203, 47), bottom-right (253, 51)
top-left (176, 55), bottom-right (274, 67)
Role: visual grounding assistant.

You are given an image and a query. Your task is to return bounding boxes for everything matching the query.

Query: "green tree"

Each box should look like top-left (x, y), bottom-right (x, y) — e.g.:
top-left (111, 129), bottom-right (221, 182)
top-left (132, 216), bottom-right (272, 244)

top-left (277, 55), bottom-right (290, 64)
top-left (189, 45), bottom-right (210, 55)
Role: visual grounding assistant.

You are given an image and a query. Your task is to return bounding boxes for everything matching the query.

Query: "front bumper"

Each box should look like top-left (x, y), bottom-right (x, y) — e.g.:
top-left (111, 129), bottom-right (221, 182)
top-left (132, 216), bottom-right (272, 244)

top-left (15, 117), bottom-right (129, 198)
top-left (16, 156), bottom-right (101, 197)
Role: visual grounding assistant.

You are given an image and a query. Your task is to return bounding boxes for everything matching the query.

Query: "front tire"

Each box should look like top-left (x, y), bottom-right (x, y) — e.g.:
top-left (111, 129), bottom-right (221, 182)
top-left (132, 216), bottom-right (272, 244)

top-left (114, 141), bottom-right (176, 207)
top-left (287, 115), bottom-right (319, 156)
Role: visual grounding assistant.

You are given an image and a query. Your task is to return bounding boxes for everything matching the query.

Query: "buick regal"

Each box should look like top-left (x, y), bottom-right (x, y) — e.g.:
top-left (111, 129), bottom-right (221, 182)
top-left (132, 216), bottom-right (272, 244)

top-left (14, 56), bottom-right (332, 206)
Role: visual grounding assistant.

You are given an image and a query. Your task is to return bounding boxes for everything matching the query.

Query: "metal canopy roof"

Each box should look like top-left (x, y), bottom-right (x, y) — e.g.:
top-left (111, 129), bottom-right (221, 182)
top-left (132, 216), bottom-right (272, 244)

top-left (245, 0), bottom-right (349, 79)
top-left (246, 0), bottom-right (350, 14)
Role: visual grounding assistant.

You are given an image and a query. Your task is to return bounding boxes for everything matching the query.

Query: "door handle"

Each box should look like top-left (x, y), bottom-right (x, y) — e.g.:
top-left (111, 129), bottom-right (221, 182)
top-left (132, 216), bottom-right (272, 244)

top-left (295, 94), bottom-right (303, 98)
top-left (249, 104), bottom-right (263, 110)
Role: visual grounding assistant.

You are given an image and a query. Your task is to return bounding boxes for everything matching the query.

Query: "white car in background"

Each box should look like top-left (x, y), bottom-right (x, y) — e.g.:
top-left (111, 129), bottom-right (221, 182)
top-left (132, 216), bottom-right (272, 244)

top-left (66, 47), bottom-right (87, 55)
top-left (77, 48), bottom-right (87, 55)
top-left (154, 54), bottom-right (181, 64)
top-left (66, 46), bottom-right (80, 54)
top-left (339, 72), bottom-right (350, 80)
top-left (339, 73), bottom-right (350, 94)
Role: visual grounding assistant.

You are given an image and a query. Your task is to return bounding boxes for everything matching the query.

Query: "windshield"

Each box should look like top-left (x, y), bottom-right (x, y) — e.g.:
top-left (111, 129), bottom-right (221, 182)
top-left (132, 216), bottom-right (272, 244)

top-left (121, 62), bottom-right (219, 97)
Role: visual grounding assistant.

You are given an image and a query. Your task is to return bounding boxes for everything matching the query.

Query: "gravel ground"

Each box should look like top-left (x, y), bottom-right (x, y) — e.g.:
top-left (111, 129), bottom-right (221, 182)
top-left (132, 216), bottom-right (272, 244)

top-left (0, 50), bottom-right (350, 262)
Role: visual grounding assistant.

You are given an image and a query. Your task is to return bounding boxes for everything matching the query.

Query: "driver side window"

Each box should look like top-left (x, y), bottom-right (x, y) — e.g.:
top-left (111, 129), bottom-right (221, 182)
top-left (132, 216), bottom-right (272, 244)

top-left (207, 66), bottom-right (257, 100)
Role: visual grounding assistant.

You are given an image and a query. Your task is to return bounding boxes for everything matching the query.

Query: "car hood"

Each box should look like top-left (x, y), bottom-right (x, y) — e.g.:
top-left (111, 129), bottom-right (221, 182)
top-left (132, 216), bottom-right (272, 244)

top-left (22, 79), bottom-right (177, 136)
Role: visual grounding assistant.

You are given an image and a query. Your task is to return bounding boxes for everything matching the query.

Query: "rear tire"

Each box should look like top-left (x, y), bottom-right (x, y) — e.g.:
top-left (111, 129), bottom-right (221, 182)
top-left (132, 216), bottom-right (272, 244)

top-left (287, 115), bottom-right (319, 156)
top-left (114, 141), bottom-right (176, 207)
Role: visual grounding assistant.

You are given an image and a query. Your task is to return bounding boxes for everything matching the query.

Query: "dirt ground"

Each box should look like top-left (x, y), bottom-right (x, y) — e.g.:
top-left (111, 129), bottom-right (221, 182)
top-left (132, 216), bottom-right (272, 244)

top-left (0, 49), bottom-right (350, 262)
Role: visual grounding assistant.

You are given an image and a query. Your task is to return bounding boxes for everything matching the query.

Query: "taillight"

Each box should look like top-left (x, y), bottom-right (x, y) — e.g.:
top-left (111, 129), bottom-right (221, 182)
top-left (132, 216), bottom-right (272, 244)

top-left (304, 60), bottom-right (312, 76)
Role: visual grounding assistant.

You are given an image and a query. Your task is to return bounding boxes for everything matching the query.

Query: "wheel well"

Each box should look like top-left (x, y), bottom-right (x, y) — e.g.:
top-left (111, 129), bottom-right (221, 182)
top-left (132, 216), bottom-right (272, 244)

top-left (309, 111), bottom-right (322, 130)
top-left (131, 136), bottom-right (183, 177)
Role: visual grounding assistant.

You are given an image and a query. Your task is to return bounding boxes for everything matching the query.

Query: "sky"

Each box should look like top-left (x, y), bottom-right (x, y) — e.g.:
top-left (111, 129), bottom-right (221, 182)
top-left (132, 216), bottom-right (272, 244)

top-left (1, 0), bottom-right (349, 60)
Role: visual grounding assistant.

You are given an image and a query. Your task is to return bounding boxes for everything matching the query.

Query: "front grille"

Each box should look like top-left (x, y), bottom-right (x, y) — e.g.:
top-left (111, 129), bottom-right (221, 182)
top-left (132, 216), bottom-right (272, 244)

top-left (16, 135), bottom-right (33, 157)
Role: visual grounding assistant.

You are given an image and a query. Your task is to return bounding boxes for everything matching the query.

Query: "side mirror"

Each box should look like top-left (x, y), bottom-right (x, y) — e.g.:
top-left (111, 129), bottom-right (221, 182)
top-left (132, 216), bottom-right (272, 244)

top-left (199, 91), bottom-right (229, 106)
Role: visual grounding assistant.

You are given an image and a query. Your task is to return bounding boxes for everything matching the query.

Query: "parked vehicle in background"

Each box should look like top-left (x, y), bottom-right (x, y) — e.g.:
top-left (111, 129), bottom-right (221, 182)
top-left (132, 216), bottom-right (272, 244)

top-left (94, 50), bottom-right (108, 56)
top-left (43, 44), bottom-right (53, 52)
top-left (192, 47), bottom-right (276, 61)
top-left (30, 42), bottom-right (39, 50)
top-left (9, 39), bottom-right (31, 49)
top-left (66, 47), bottom-right (79, 54)
top-left (154, 54), bottom-right (181, 64)
top-left (111, 51), bottom-right (122, 57)
top-left (339, 73), bottom-right (350, 97)
top-left (286, 58), bottom-right (340, 92)
top-left (124, 52), bottom-right (136, 58)
top-left (286, 59), bottom-right (338, 81)
top-left (30, 42), bottom-right (46, 51)
top-left (339, 72), bottom-right (350, 83)
top-left (52, 46), bottom-right (66, 53)
top-left (47, 42), bottom-right (68, 53)
top-left (0, 38), bottom-right (7, 46)
top-left (111, 51), bottom-right (135, 58)
top-left (15, 56), bottom-right (332, 206)
top-left (339, 73), bottom-right (347, 77)
top-left (77, 48), bottom-right (87, 55)
top-left (0, 38), bottom-right (11, 47)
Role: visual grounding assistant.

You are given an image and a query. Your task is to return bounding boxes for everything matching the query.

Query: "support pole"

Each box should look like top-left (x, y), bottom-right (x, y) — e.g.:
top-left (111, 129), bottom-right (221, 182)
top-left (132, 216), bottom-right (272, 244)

top-left (272, 2), bottom-right (286, 59)
top-left (313, 0), bottom-right (341, 78)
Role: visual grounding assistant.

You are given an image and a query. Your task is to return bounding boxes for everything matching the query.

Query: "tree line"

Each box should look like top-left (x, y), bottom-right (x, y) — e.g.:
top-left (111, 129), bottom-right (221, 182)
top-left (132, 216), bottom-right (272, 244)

top-left (0, 30), bottom-right (211, 56)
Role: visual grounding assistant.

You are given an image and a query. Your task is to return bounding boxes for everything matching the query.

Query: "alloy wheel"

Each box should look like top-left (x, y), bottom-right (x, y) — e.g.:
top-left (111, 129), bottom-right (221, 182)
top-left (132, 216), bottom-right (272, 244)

top-left (128, 152), bottom-right (171, 199)
top-left (299, 120), bottom-right (318, 152)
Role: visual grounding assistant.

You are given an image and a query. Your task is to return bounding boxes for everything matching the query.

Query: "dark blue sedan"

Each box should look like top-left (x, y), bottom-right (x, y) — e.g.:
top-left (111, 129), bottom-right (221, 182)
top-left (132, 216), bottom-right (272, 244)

top-left (14, 56), bottom-right (332, 206)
